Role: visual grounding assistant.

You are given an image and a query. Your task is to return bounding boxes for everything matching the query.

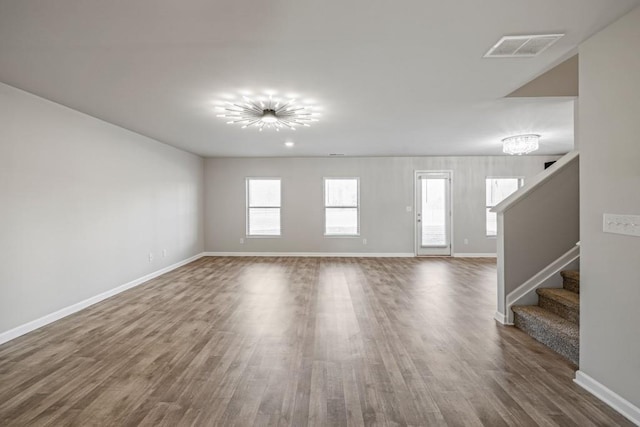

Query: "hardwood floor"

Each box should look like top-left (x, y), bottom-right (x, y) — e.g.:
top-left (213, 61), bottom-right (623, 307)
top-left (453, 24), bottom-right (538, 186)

top-left (0, 257), bottom-right (631, 426)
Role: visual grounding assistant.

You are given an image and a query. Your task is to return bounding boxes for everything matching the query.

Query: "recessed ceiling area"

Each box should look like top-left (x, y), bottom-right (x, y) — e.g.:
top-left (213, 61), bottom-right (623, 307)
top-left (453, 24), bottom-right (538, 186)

top-left (0, 0), bottom-right (637, 157)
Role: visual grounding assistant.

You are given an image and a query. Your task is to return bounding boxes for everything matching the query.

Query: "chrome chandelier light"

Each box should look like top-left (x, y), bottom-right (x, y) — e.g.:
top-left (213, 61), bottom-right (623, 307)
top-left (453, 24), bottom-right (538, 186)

top-left (216, 94), bottom-right (320, 131)
top-left (502, 134), bottom-right (540, 155)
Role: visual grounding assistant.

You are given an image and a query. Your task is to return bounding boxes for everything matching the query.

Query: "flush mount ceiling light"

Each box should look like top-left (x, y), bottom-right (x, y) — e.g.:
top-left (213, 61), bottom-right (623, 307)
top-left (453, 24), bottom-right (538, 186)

top-left (216, 93), bottom-right (320, 131)
top-left (502, 134), bottom-right (540, 155)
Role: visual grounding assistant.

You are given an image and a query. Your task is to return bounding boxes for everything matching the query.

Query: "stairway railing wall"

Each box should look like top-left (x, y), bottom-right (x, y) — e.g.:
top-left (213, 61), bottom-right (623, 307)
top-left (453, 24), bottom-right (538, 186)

top-left (493, 151), bottom-right (580, 323)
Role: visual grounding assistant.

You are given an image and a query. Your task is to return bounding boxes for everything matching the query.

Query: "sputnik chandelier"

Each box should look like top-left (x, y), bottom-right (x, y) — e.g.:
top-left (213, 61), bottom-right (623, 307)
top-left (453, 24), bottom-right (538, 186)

top-left (216, 92), bottom-right (320, 131)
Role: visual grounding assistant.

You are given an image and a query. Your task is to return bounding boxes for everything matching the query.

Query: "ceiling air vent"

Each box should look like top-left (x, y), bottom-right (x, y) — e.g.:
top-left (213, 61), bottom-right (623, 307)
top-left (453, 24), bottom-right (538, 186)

top-left (484, 34), bottom-right (564, 58)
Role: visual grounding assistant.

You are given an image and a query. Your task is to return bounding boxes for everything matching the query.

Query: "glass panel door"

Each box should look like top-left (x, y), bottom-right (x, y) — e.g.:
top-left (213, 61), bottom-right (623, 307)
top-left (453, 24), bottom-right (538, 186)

top-left (416, 172), bottom-right (451, 256)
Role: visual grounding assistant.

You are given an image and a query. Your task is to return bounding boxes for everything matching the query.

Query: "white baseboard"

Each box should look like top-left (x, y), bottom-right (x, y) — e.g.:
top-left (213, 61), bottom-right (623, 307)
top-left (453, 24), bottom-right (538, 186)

top-left (203, 251), bottom-right (415, 258)
top-left (0, 252), bottom-right (205, 346)
top-left (453, 253), bottom-right (497, 258)
top-left (494, 311), bottom-right (513, 325)
top-left (204, 251), bottom-right (496, 258)
top-left (574, 371), bottom-right (640, 425)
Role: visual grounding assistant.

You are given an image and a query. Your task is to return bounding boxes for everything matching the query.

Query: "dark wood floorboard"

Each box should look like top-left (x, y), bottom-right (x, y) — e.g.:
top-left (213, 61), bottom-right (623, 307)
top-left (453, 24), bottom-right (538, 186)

top-left (0, 257), bottom-right (632, 426)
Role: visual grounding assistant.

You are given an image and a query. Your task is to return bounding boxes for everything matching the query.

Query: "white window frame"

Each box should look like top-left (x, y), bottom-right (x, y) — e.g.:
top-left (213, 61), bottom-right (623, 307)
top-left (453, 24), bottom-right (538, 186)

top-left (246, 177), bottom-right (282, 237)
top-left (486, 176), bottom-right (524, 237)
top-left (323, 177), bottom-right (360, 237)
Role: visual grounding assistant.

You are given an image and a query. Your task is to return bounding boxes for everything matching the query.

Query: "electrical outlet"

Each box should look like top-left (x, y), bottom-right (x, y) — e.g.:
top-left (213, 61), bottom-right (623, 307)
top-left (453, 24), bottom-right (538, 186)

top-left (363, 238), bottom-right (367, 245)
top-left (239, 238), bottom-right (244, 244)
top-left (148, 252), bottom-right (154, 262)
top-left (406, 206), bottom-right (412, 212)
top-left (162, 249), bottom-right (167, 257)
top-left (464, 238), bottom-right (469, 245)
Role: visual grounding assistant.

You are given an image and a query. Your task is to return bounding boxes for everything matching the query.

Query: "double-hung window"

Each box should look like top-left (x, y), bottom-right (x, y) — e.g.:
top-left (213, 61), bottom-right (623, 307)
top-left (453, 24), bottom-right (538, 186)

top-left (324, 178), bottom-right (359, 236)
top-left (246, 178), bottom-right (281, 236)
top-left (486, 177), bottom-right (523, 236)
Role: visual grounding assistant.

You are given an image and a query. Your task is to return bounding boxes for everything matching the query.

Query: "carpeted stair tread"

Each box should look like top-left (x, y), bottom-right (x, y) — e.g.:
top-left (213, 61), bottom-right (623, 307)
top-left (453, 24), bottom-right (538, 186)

top-left (537, 288), bottom-right (579, 306)
top-left (561, 270), bottom-right (580, 281)
top-left (561, 270), bottom-right (580, 293)
top-left (536, 288), bottom-right (580, 324)
top-left (512, 305), bottom-right (579, 365)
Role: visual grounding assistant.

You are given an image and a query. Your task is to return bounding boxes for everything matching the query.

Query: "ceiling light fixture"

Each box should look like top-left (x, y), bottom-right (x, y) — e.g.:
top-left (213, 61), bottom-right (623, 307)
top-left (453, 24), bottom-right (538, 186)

top-left (216, 93), bottom-right (320, 131)
top-left (502, 134), bottom-right (540, 155)
top-left (284, 141), bottom-right (295, 148)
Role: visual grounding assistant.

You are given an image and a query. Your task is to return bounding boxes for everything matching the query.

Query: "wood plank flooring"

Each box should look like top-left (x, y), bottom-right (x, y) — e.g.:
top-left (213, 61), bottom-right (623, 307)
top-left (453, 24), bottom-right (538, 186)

top-left (0, 257), bottom-right (632, 426)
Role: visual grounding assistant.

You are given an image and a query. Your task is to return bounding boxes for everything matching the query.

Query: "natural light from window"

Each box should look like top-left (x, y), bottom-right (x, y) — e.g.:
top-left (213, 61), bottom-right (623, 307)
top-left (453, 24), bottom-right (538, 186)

top-left (421, 178), bottom-right (447, 246)
top-left (247, 178), bottom-right (281, 236)
top-left (486, 177), bottom-right (523, 236)
top-left (325, 178), bottom-right (359, 236)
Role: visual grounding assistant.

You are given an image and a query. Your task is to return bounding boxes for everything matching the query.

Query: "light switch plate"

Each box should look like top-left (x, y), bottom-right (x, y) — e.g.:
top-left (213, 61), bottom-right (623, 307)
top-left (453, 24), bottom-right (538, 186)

top-left (603, 213), bottom-right (640, 237)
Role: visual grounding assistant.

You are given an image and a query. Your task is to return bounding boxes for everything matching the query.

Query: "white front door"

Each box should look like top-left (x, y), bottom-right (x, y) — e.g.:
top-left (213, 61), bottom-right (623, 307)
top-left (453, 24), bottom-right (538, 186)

top-left (416, 171), bottom-right (452, 256)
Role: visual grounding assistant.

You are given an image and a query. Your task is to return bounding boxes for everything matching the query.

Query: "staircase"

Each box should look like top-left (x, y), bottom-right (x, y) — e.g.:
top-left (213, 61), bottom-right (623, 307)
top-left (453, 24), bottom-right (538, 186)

top-left (511, 270), bottom-right (580, 365)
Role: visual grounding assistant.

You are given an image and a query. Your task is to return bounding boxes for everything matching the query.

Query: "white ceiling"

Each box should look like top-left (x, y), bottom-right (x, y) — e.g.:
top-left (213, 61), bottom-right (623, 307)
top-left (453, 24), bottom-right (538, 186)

top-left (0, 0), bottom-right (637, 157)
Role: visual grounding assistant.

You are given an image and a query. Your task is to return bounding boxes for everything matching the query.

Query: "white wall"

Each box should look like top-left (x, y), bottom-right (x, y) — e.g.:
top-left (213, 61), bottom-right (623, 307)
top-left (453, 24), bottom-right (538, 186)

top-left (498, 156), bottom-right (580, 315)
top-left (0, 83), bottom-right (204, 335)
top-left (204, 156), bottom-right (559, 255)
top-left (579, 5), bottom-right (640, 412)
